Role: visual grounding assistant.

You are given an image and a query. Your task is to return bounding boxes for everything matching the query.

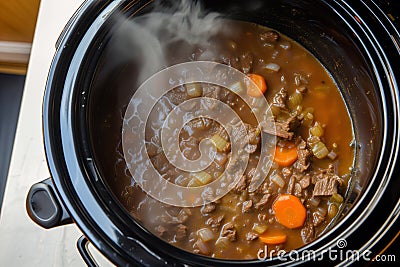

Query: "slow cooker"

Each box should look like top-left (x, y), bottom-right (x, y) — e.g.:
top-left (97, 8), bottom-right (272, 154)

top-left (26, 0), bottom-right (399, 266)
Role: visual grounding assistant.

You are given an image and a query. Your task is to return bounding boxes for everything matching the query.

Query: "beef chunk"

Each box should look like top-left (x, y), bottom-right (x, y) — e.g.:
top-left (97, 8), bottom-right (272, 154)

top-left (202, 83), bottom-right (220, 98)
top-left (246, 167), bottom-right (256, 181)
top-left (221, 222), bottom-right (237, 241)
top-left (259, 30), bottom-right (280, 43)
top-left (255, 194), bottom-right (271, 209)
top-left (299, 174), bottom-right (311, 189)
top-left (177, 208), bottom-right (192, 223)
top-left (214, 152), bottom-right (229, 166)
top-left (312, 210), bottom-right (326, 227)
top-left (218, 87), bottom-right (232, 101)
top-left (151, 153), bottom-right (169, 174)
top-left (294, 73), bottom-right (309, 86)
top-left (247, 125), bottom-right (261, 145)
top-left (311, 165), bottom-right (335, 184)
top-left (245, 143), bottom-right (258, 154)
top-left (246, 232), bottom-right (259, 241)
top-left (261, 120), bottom-right (291, 139)
top-left (288, 172), bottom-right (308, 198)
top-left (201, 203), bottom-right (216, 214)
top-left (168, 87), bottom-right (187, 105)
top-left (287, 175), bottom-right (295, 195)
top-left (301, 223), bottom-right (315, 243)
top-left (271, 88), bottom-right (288, 111)
top-left (175, 224), bottom-right (187, 240)
top-left (294, 139), bottom-right (311, 172)
top-left (294, 183), bottom-right (302, 198)
top-left (155, 225), bottom-right (167, 237)
top-left (274, 120), bottom-right (294, 139)
top-left (259, 181), bottom-right (272, 195)
top-left (146, 141), bottom-right (162, 157)
top-left (202, 90), bottom-right (220, 110)
top-left (220, 53), bottom-right (240, 70)
top-left (282, 167), bottom-right (292, 178)
top-left (160, 208), bottom-right (191, 225)
top-left (186, 117), bottom-right (213, 131)
top-left (229, 123), bottom-right (260, 151)
top-left (225, 93), bottom-right (238, 108)
top-left (258, 214), bottom-right (267, 221)
top-left (262, 115), bottom-right (298, 140)
top-left (313, 176), bottom-right (342, 196)
top-left (202, 186), bottom-right (215, 202)
top-left (229, 122), bottom-right (248, 145)
top-left (312, 165), bottom-right (343, 197)
top-left (233, 175), bottom-right (247, 193)
top-left (206, 215), bottom-right (224, 229)
top-left (242, 200), bottom-right (253, 213)
top-left (296, 85), bottom-right (307, 94)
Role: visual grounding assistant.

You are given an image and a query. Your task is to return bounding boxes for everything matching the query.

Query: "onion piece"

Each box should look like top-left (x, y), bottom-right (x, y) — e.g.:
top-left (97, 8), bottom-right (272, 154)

top-left (215, 237), bottom-right (230, 250)
top-left (308, 197), bottom-right (320, 207)
top-left (229, 81), bottom-right (244, 94)
top-left (253, 224), bottom-right (268, 234)
top-left (317, 207), bottom-right (327, 216)
top-left (270, 171), bottom-right (285, 188)
top-left (174, 175), bottom-right (189, 186)
top-left (265, 62), bottom-right (280, 72)
top-left (197, 228), bottom-right (215, 242)
top-left (280, 42), bottom-right (291, 50)
top-left (186, 83), bottom-right (202, 97)
top-left (327, 151), bottom-right (338, 160)
top-left (195, 239), bottom-right (210, 254)
top-left (187, 178), bottom-right (201, 187)
top-left (192, 171), bottom-right (212, 185)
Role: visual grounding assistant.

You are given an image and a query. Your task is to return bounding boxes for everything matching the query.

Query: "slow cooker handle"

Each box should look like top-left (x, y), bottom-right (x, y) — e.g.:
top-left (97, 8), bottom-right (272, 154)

top-left (77, 235), bottom-right (185, 267)
top-left (77, 236), bottom-right (98, 267)
top-left (26, 178), bottom-right (72, 229)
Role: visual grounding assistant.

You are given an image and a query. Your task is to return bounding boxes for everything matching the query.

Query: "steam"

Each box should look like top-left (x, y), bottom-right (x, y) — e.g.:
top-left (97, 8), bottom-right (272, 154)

top-left (110, 0), bottom-right (223, 85)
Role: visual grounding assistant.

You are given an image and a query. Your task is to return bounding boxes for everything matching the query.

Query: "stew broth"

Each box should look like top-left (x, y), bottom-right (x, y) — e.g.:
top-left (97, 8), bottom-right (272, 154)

top-left (90, 20), bottom-right (354, 260)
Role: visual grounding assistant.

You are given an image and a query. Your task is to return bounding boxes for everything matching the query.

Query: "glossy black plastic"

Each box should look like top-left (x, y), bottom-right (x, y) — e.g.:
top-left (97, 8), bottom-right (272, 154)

top-left (77, 235), bottom-right (99, 267)
top-left (26, 177), bottom-right (72, 229)
top-left (32, 0), bottom-right (399, 266)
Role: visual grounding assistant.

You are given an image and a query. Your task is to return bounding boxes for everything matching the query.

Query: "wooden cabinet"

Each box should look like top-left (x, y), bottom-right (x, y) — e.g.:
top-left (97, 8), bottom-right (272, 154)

top-left (0, 0), bottom-right (41, 74)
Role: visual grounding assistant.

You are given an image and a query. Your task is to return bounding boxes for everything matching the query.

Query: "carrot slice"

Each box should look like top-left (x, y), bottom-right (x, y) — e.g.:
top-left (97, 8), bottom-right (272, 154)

top-left (246, 73), bottom-right (267, 97)
top-left (273, 142), bottom-right (298, 167)
top-left (273, 194), bottom-right (306, 229)
top-left (259, 231), bottom-right (287, 245)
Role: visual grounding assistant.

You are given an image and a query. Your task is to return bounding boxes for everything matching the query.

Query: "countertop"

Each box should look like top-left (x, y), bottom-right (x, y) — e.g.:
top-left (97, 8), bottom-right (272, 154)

top-left (0, 0), bottom-right (111, 266)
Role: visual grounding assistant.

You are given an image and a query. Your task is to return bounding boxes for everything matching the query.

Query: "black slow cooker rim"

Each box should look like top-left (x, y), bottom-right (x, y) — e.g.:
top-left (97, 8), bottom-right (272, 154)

top-left (43, 1), bottom-right (138, 266)
top-left (42, 0), bottom-right (400, 266)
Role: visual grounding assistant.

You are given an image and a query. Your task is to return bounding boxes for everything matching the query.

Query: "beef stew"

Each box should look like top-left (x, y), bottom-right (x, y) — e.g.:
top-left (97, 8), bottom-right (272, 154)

top-left (91, 20), bottom-right (354, 260)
